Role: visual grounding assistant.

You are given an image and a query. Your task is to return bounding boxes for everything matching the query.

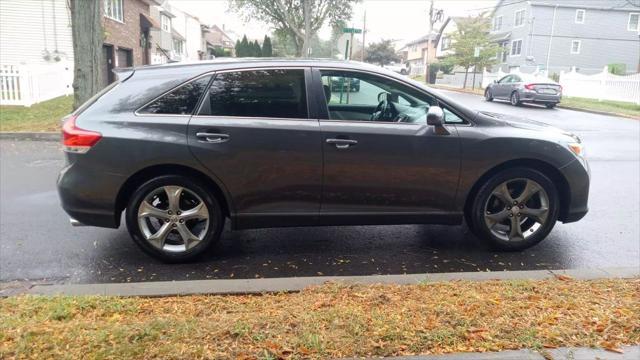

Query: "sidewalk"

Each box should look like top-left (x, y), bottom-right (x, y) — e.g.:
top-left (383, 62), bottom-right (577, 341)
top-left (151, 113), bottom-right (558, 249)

top-left (5, 266), bottom-right (637, 297)
top-left (361, 346), bottom-right (639, 360)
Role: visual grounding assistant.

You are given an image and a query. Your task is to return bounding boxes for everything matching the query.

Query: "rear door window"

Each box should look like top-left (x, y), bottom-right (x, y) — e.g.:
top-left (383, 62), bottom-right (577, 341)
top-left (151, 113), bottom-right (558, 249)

top-left (197, 69), bottom-right (308, 119)
top-left (139, 75), bottom-right (212, 115)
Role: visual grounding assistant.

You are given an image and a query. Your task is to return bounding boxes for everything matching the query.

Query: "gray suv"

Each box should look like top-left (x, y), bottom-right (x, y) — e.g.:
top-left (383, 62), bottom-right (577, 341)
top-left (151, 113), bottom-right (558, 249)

top-left (58, 59), bottom-right (589, 262)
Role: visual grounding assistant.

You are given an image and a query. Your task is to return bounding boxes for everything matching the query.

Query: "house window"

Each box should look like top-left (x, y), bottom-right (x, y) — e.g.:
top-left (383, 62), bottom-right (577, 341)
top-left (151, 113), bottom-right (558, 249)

top-left (493, 16), bottom-right (503, 31)
top-left (575, 9), bottom-right (585, 24)
top-left (104, 0), bottom-right (123, 22)
top-left (441, 37), bottom-right (451, 51)
top-left (173, 39), bottom-right (184, 54)
top-left (629, 13), bottom-right (640, 31)
top-left (510, 39), bottom-right (522, 56)
top-left (514, 9), bottom-right (525, 27)
top-left (161, 14), bottom-right (171, 32)
top-left (571, 40), bottom-right (581, 54)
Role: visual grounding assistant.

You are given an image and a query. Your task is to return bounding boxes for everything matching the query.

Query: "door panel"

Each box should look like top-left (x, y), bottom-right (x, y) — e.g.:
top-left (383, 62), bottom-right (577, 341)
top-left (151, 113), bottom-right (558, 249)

top-left (187, 68), bottom-right (322, 215)
top-left (320, 121), bottom-right (460, 213)
top-left (188, 117), bottom-right (322, 213)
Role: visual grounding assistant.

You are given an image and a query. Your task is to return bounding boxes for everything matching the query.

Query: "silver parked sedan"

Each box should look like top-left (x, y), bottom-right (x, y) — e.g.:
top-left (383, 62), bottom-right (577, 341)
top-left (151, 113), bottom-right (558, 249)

top-left (485, 74), bottom-right (562, 108)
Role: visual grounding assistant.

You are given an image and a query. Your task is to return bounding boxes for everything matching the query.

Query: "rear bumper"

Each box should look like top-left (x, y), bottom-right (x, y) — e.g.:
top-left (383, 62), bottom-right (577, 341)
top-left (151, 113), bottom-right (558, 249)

top-left (558, 158), bottom-right (590, 223)
top-left (521, 90), bottom-right (562, 103)
top-left (57, 160), bottom-right (125, 229)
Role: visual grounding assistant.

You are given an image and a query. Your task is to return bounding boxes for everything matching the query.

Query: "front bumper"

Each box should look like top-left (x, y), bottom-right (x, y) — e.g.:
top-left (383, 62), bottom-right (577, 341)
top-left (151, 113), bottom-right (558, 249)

top-left (558, 157), bottom-right (590, 223)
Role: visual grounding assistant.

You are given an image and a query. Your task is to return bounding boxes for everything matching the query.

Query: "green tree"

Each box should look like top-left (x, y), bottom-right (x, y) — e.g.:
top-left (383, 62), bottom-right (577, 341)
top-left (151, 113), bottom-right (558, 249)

top-left (230, 0), bottom-right (359, 57)
top-left (238, 35), bottom-right (250, 57)
top-left (441, 15), bottom-right (500, 88)
top-left (252, 40), bottom-right (262, 57)
top-left (234, 39), bottom-right (241, 57)
top-left (365, 39), bottom-right (399, 66)
top-left (262, 35), bottom-right (273, 57)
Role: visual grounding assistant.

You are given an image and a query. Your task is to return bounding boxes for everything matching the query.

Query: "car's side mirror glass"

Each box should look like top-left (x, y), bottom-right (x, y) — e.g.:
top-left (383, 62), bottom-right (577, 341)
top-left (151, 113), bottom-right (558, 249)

top-left (427, 106), bottom-right (444, 126)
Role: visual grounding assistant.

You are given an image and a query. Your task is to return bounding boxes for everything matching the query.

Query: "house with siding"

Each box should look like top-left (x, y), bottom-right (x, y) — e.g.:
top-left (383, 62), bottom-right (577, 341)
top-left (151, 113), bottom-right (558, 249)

top-left (149, 0), bottom-right (205, 64)
top-left (403, 33), bottom-right (439, 75)
top-left (490, 0), bottom-right (640, 75)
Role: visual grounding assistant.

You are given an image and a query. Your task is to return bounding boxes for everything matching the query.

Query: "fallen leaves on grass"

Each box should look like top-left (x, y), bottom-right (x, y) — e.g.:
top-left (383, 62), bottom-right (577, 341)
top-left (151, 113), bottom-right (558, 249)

top-left (1, 278), bottom-right (639, 359)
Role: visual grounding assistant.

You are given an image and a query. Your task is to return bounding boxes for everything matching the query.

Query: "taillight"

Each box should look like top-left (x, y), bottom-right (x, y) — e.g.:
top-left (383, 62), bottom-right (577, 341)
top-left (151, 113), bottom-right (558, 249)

top-left (524, 84), bottom-right (535, 90)
top-left (62, 115), bottom-right (102, 153)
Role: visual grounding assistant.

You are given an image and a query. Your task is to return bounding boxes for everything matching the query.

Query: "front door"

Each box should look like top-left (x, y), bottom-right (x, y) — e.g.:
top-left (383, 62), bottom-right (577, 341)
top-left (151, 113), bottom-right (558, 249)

top-left (188, 68), bottom-right (323, 226)
top-left (316, 69), bottom-right (461, 216)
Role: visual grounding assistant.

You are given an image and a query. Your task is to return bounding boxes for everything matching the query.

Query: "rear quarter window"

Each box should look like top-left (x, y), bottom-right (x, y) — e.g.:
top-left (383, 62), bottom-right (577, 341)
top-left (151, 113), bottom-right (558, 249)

top-left (138, 75), bottom-right (212, 115)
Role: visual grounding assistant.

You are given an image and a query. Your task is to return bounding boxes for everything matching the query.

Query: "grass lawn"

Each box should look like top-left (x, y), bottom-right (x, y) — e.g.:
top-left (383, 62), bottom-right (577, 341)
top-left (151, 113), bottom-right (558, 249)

top-left (1, 278), bottom-right (638, 359)
top-left (560, 97), bottom-right (640, 119)
top-left (0, 95), bottom-right (72, 132)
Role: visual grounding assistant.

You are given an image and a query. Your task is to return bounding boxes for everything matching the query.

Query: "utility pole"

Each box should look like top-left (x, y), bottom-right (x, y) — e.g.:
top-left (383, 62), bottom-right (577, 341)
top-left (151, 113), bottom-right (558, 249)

top-left (424, 0), bottom-right (443, 84)
top-left (361, 10), bottom-right (367, 61)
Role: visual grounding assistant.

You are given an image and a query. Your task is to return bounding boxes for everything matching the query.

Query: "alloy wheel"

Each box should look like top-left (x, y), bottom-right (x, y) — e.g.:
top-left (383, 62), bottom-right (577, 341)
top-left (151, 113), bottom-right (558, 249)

top-left (137, 185), bottom-right (209, 253)
top-left (483, 178), bottom-right (549, 242)
top-left (510, 92), bottom-right (519, 105)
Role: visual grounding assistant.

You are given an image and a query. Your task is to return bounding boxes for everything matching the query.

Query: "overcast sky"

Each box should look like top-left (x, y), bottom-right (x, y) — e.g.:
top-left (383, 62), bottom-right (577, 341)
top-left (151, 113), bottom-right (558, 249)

top-left (172, 0), bottom-right (496, 45)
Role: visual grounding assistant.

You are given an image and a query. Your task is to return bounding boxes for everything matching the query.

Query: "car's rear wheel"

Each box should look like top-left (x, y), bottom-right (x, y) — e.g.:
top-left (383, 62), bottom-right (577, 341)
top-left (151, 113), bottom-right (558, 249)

top-left (126, 175), bottom-right (223, 262)
top-left (545, 103), bottom-right (556, 109)
top-left (510, 91), bottom-right (521, 106)
top-left (485, 88), bottom-right (494, 101)
top-left (469, 168), bottom-right (559, 251)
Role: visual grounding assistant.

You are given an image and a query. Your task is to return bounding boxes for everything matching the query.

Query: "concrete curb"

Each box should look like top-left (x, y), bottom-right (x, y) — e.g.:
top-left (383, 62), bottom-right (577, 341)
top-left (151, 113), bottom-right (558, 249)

top-left (15, 266), bottom-right (639, 297)
top-left (429, 85), bottom-right (639, 120)
top-left (361, 346), bottom-right (640, 360)
top-left (0, 132), bottom-right (59, 141)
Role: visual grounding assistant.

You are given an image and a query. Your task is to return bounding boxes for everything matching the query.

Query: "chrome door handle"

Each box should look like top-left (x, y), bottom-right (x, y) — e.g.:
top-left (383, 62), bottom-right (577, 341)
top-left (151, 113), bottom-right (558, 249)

top-left (326, 138), bottom-right (357, 149)
top-left (196, 132), bottom-right (229, 143)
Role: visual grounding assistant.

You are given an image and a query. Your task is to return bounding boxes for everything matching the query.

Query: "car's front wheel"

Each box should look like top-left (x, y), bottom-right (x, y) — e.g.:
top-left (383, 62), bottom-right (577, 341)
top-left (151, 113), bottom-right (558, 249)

top-left (469, 168), bottom-right (559, 251)
top-left (126, 175), bottom-right (223, 262)
top-left (545, 103), bottom-right (556, 109)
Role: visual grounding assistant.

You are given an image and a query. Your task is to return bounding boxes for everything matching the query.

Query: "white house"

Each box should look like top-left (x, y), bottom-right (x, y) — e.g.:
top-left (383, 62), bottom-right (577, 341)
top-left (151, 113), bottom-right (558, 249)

top-left (169, 1), bottom-right (205, 62)
top-left (435, 17), bottom-right (463, 59)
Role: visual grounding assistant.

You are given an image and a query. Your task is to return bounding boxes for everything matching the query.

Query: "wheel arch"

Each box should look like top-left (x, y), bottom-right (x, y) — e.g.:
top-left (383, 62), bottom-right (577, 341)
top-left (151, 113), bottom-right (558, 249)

top-left (463, 158), bottom-right (571, 223)
top-left (115, 164), bottom-right (232, 225)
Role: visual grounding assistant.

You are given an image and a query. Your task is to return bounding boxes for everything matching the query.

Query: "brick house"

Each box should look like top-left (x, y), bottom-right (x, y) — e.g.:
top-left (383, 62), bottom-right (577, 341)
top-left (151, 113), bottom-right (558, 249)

top-left (102, 0), bottom-right (161, 86)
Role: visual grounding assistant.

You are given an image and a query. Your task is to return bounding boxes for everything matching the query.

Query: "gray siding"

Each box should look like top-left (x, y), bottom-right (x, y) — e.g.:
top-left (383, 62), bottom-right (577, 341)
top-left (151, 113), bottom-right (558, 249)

top-left (490, 0), bottom-right (640, 74)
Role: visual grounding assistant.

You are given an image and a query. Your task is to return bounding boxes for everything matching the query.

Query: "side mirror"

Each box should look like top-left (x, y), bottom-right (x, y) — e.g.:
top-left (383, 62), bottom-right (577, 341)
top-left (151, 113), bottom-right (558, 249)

top-left (427, 106), bottom-right (444, 126)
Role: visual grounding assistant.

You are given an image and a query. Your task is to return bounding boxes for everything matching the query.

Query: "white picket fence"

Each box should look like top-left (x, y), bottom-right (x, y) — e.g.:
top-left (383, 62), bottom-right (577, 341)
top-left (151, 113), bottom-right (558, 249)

top-left (482, 66), bottom-right (640, 105)
top-left (0, 62), bottom-right (73, 106)
top-left (560, 66), bottom-right (640, 105)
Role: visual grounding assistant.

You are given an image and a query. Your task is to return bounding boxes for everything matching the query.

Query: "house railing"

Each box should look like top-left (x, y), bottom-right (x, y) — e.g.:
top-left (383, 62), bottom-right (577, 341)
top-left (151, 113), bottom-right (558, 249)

top-left (0, 62), bottom-right (73, 107)
top-left (482, 66), bottom-right (640, 105)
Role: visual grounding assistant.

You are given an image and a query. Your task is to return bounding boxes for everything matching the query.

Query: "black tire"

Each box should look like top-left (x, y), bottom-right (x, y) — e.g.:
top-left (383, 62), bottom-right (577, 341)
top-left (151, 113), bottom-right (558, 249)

top-left (485, 88), bottom-right (494, 102)
top-left (545, 103), bottom-right (556, 109)
top-left (400, 69), bottom-right (407, 75)
top-left (510, 91), bottom-right (521, 106)
top-left (125, 175), bottom-right (224, 263)
top-left (469, 167), bottom-right (560, 251)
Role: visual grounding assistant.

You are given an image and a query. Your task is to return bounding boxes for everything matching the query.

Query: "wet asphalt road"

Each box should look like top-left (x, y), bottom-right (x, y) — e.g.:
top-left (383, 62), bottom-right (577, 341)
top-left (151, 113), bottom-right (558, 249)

top-left (1, 91), bottom-right (638, 284)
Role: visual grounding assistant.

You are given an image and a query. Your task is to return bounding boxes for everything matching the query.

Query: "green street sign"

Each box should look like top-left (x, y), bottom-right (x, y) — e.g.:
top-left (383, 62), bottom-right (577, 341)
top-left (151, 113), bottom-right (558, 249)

top-left (342, 27), bottom-right (362, 34)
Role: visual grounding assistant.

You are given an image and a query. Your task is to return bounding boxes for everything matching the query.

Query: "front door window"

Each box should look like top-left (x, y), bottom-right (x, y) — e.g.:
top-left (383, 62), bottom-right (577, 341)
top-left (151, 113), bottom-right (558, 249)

top-left (320, 70), bottom-right (436, 123)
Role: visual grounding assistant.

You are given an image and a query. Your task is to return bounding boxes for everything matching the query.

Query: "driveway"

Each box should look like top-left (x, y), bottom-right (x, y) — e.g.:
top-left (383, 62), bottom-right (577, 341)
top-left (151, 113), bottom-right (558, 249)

top-left (1, 91), bottom-right (638, 284)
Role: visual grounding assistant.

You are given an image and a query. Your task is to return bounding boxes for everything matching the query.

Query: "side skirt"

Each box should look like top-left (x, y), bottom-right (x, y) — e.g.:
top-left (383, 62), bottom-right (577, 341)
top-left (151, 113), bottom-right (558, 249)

top-left (232, 212), bottom-right (463, 230)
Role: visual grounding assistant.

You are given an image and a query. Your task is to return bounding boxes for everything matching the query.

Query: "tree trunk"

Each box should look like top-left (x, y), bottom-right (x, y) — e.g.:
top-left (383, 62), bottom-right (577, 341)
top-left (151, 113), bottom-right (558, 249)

top-left (70, 0), bottom-right (103, 110)
top-left (301, 0), bottom-right (311, 57)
